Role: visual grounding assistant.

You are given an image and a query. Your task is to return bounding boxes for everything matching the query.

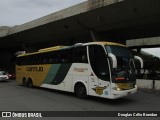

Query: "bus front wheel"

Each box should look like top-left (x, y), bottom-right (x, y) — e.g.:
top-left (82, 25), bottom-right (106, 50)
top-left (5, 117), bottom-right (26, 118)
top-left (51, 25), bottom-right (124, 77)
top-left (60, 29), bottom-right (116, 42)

top-left (75, 83), bottom-right (87, 98)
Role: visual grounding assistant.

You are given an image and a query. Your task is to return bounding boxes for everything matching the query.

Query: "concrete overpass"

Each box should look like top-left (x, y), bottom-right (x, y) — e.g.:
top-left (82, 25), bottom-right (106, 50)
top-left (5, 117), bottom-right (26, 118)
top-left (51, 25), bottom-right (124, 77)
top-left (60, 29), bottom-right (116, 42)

top-left (1, 0), bottom-right (160, 52)
top-left (127, 36), bottom-right (160, 49)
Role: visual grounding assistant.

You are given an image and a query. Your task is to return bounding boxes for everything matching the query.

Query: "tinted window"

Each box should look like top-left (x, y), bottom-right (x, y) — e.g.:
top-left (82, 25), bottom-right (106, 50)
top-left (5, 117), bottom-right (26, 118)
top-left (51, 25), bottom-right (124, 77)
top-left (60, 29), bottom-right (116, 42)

top-left (16, 46), bottom-right (88, 65)
top-left (106, 45), bottom-right (131, 57)
top-left (89, 45), bottom-right (110, 81)
top-left (0, 71), bottom-right (7, 75)
top-left (72, 46), bottom-right (88, 63)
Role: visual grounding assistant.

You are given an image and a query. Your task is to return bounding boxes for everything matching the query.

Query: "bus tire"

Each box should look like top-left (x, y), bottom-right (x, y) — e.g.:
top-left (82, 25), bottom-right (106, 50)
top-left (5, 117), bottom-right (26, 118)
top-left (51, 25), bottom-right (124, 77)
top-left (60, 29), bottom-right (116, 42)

top-left (27, 78), bottom-right (33, 88)
top-left (75, 83), bottom-right (87, 98)
top-left (22, 78), bottom-right (27, 87)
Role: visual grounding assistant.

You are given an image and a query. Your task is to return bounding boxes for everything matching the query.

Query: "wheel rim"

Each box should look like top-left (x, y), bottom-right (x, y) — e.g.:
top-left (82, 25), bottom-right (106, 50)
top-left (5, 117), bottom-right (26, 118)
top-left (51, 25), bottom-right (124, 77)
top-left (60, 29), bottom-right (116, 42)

top-left (78, 86), bottom-right (85, 95)
top-left (76, 84), bottom-right (87, 98)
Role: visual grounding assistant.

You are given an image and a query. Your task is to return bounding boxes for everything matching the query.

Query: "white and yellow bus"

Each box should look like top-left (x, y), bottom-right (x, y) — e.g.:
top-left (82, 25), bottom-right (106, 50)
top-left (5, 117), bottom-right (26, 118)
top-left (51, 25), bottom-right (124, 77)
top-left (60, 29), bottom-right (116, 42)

top-left (16, 42), bottom-right (137, 99)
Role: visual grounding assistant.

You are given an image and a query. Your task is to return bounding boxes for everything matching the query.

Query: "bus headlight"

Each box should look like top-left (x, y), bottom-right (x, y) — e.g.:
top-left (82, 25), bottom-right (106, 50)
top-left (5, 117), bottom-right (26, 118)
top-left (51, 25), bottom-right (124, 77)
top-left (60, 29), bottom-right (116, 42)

top-left (113, 87), bottom-right (122, 91)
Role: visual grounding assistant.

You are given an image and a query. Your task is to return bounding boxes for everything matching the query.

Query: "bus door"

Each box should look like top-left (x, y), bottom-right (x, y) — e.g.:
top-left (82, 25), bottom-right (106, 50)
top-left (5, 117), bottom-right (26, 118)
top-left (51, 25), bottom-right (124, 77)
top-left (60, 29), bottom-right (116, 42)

top-left (88, 73), bottom-right (99, 97)
top-left (88, 45), bottom-right (111, 97)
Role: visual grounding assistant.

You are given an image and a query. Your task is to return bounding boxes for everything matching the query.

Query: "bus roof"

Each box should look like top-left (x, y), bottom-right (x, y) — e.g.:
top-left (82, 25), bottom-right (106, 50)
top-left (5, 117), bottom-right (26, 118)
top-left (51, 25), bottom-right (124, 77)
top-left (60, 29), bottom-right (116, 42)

top-left (17, 46), bottom-right (67, 57)
top-left (84, 42), bottom-right (125, 47)
top-left (17, 42), bottom-right (126, 57)
top-left (38, 46), bottom-right (65, 52)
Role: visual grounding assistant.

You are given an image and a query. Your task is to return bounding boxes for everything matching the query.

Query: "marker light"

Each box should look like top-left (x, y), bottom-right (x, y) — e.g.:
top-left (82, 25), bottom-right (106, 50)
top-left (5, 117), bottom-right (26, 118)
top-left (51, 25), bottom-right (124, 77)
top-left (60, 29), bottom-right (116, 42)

top-left (115, 77), bottom-right (125, 81)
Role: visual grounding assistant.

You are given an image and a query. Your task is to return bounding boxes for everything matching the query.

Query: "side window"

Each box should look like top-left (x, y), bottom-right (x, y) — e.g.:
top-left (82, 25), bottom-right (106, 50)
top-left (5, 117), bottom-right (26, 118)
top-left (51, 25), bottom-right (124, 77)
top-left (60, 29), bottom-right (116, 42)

top-left (16, 57), bottom-right (23, 65)
top-left (23, 56), bottom-right (28, 65)
top-left (59, 50), bottom-right (72, 63)
top-left (72, 46), bottom-right (88, 63)
top-left (28, 55), bottom-right (39, 65)
top-left (46, 52), bottom-right (59, 64)
top-left (89, 45), bottom-right (110, 81)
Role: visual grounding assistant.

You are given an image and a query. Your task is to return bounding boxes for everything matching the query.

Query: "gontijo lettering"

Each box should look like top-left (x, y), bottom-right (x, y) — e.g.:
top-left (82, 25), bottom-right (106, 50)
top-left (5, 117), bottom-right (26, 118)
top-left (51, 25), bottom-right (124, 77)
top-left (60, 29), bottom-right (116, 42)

top-left (26, 67), bottom-right (43, 72)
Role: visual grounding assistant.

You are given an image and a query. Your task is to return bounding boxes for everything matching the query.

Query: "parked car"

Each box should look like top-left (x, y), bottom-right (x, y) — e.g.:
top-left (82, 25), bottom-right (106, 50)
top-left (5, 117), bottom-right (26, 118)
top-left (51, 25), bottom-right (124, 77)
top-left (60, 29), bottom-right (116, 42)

top-left (8, 73), bottom-right (16, 79)
top-left (0, 70), bottom-right (9, 81)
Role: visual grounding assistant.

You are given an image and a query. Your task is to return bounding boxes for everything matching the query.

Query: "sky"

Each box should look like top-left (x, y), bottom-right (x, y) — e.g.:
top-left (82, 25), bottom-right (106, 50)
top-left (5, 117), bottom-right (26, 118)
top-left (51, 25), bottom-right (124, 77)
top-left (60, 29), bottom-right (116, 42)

top-left (0, 0), bottom-right (87, 26)
top-left (0, 0), bottom-right (160, 57)
top-left (142, 48), bottom-right (160, 58)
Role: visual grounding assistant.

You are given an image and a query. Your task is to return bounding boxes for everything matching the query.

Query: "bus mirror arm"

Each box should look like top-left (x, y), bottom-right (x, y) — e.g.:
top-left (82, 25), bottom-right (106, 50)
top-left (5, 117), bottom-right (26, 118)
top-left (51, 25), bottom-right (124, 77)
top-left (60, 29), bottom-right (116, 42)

top-left (108, 53), bottom-right (117, 69)
top-left (134, 56), bottom-right (143, 69)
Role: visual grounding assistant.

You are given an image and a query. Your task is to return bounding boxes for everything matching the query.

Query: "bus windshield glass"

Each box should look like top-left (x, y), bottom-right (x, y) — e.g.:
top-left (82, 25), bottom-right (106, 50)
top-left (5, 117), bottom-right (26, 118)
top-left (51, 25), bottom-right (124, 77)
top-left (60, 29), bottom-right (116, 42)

top-left (105, 45), bottom-right (136, 83)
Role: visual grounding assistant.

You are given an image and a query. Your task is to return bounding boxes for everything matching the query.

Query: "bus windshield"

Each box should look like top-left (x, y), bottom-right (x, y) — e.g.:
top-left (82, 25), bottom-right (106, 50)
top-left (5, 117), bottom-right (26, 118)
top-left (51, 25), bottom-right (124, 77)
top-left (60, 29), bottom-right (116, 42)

top-left (106, 45), bottom-right (136, 83)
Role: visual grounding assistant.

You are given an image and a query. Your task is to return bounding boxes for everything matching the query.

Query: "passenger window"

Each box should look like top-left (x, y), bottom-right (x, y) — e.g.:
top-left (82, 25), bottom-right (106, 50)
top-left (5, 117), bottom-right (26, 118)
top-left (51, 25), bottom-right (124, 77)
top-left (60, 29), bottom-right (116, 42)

top-left (72, 46), bottom-right (88, 63)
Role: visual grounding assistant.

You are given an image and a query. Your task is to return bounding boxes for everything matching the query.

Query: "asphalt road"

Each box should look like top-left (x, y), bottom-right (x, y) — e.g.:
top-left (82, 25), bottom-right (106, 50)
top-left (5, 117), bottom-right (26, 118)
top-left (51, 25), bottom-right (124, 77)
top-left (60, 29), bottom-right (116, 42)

top-left (0, 80), bottom-right (160, 119)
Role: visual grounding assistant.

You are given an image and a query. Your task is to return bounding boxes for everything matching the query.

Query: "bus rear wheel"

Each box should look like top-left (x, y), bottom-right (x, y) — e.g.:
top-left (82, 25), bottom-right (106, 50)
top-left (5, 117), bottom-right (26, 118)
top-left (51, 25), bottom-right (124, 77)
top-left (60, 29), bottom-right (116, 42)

top-left (27, 79), bottom-right (33, 88)
top-left (75, 83), bottom-right (87, 98)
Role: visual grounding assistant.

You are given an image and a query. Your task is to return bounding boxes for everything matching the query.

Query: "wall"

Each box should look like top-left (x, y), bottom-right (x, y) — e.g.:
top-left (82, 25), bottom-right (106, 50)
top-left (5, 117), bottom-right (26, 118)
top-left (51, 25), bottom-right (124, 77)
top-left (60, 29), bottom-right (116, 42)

top-left (137, 79), bottom-right (160, 91)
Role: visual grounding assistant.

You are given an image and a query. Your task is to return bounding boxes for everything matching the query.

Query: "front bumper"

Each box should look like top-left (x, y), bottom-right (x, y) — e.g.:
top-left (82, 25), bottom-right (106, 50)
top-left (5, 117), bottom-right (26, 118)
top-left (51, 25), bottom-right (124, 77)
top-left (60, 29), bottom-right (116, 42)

top-left (111, 85), bottom-right (137, 99)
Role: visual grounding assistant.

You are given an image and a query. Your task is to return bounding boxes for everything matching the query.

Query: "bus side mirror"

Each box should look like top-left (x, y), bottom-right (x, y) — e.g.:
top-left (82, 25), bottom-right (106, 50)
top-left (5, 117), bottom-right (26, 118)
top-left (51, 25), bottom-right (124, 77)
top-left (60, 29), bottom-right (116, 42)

top-left (134, 56), bottom-right (143, 69)
top-left (108, 53), bottom-right (117, 69)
